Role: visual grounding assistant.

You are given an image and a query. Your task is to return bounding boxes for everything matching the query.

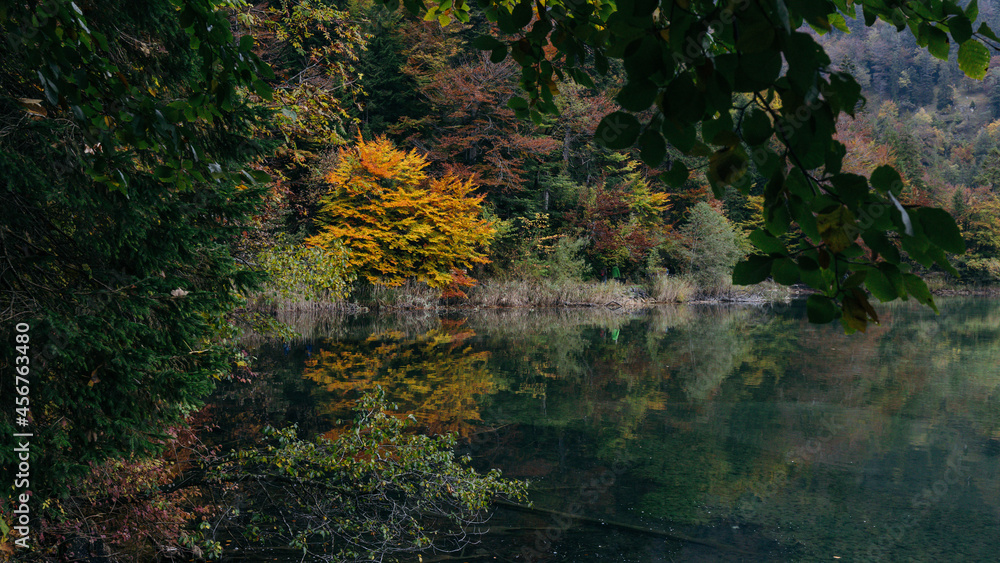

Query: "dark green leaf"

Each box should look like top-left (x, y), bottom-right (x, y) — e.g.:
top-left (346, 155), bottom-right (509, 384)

top-left (978, 22), bottom-right (1000, 43)
top-left (511, 1), bottom-right (533, 29)
top-left (806, 294), bottom-right (839, 324)
top-left (490, 44), bottom-right (507, 63)
top-left (507, 96), bottom-right (528, 110)
top-left (948, 14), bottom-right (973, 44)
top-left (749, 229), bottom-right (787, 254)
top-left (861, 230), bottom-right (901, 263)
top-left (864, 267), bottom-right (897, 302)
top-left (902, 273), bottom-right (938, 313)
top-left (925, 25), bottom-right (951, 59)
top-left (741, 109), bottom-right (772, 146)
top-left (771, 258), bottom-right (800, 285)
top-left (870, 165), bottom-right (902, 195)
top-left (732, 255), bottom-right (773, 285)
top-left (639, 128), bottom-right (666, 167)
top-left (660, 161), bottom-right (688, 187)
top-left (916, 207), bottom-right (965, 254)
top-left (253, 79), bottom-right (272, 100)
top-left (831, 173), bottom-right (869, 208)
top-left (594, 112), bottom-right (641, 150)
top-left (472, 35), bottom-right (504, 51)
top-left (616, 79), bottom-right (657, 112)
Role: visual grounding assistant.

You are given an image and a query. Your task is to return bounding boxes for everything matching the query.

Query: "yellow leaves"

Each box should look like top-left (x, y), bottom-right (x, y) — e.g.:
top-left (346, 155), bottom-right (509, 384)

top-left (987, 119), bottom-right (1000, 138)
top-left (707, 145), bottom-right (748, 187)
top-left (817, 205), bottom-right (858, 253)
top-left (842, 289), bottom-right (880, 333)
top-left (307, 136), bottom-right (495, 288)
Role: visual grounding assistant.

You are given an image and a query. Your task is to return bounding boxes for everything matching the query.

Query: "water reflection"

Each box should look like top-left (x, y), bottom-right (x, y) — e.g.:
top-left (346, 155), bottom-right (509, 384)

top-left (234, 298), bottom-right (1000, 561)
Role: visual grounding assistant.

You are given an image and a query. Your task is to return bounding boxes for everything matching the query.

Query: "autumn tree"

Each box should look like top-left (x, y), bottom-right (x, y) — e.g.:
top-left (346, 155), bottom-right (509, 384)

top-left (307, 136), bottom-right (496, 288)
top-left (568, 160), bottom-right (671, 275)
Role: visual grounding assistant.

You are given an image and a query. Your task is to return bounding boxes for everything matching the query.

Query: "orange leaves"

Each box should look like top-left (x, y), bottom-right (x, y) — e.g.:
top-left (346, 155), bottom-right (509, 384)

top-left (307, 136), bottom-right (495, 289)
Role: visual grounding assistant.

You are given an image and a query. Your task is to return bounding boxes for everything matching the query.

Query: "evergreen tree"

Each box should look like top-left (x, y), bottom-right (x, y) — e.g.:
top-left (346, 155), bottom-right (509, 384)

top-left (1, 0), bottom-right (272, 488)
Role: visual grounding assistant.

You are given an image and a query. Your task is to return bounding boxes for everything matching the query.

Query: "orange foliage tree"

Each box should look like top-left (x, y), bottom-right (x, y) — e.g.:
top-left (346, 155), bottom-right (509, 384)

top-left (307, 136), bottom-right (495, 288)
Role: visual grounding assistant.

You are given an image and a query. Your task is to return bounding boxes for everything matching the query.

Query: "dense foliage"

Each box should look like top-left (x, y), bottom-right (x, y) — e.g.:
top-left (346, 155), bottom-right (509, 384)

top-left (0, 0), bottom-right (271, 486)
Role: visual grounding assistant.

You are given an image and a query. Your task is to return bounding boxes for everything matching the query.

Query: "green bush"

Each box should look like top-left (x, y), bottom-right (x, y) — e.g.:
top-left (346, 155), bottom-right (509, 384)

top-left (677, 203), bottom-right (747, 293)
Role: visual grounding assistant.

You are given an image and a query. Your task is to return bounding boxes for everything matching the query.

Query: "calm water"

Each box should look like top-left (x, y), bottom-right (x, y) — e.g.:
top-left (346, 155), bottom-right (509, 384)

top-left (219, 298), bottom-right (1000, 562)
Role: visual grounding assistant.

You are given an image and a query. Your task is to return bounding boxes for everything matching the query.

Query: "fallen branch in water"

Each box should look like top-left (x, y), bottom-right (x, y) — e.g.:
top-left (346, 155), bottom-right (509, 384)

top-left (495, 499), bottom-right (753, 554)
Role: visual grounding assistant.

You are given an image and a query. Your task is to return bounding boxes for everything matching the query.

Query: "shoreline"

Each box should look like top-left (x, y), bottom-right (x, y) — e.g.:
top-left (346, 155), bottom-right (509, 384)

top-left (243, 280), bottom-right (997, 316)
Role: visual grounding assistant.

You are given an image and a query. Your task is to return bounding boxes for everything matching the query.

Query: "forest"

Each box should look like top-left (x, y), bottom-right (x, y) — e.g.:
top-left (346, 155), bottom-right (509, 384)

top-left (2, 0), bottom-right (1000, 560)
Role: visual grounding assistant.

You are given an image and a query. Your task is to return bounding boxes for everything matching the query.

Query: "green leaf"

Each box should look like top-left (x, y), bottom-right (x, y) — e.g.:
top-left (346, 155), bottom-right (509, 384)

top-left (765, 203), bottom-right (791, 236)
top-left (639, 128), bottom-right (666, 167)
top-left (861, 230), bottom-right (901, 263)
top-left (732, 255), bottom-right (773, 285)
top-left (660, 161), bottom-right (688, 187)
top-left (771, 257), bottom-right (800, 285)
top-left (870, 165), bottom-right (902, 195)
top-left (829, 13), bottom-right (849, 33)
top-left (490, 44), bottom-right (507, 63)
top-left (253, 79), bottom-right (273, 101)
top-left (472, 35), bottom-right (504, 51)
top-left (510, 0), bottom-right (533, 29)
top-left (749, 229), bottom-right (787, 254)
top-left (507, 96), bottom-right (528, 110)
top-left (925, 25), bottom-right (951, 59)
top-left (741, 109), bottom-right (772, 146)
top-left (978, 22), bottom-right (1000, 43)
top-left (616, 79), bottom-right (657, 112)
top-left (831, 173), bottom-right (869, 208)
top-left (864, 267), bottom-right (897, 302)
top-left (916, 207), bottom-right (965, 254)
top-left (902, 273), bottom-right (938, 313)
top-left (843, 270), bottom-right (867, 288)
top-left (948, 14), bottom-right (973, 44)
top-left (958, 39), bottom-right (990, 79)
top-left (733, 50), bottom-right (782, 92)
top-left (594, 112), bottom-right (640, 150)
top-left (966, 0), bottom-right (979, 20)
top-left (806, 294), bottom-right (839, 324)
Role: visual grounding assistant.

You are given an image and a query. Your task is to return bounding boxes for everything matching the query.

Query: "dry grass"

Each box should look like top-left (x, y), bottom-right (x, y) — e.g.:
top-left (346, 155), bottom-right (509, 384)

top-left (651, 274), bottom-right (697, 303)
top-left (354, 280), bottom-right (443, 309)
top-left (468, 279), bottom-right (648, 308)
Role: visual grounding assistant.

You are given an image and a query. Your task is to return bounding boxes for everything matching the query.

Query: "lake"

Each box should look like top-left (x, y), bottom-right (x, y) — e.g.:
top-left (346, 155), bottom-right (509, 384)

top-left (217, 298), bottom-right (1000, 561)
